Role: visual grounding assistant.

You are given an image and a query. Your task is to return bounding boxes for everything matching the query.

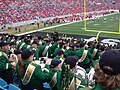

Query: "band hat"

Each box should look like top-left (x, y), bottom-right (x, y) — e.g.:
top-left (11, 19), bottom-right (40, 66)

top-left (21, 49), bottom-right (34, 60)
top-left (10, 42), bottom-right (16, 46)
top-left (99, 50), bottom-right (120, 75)
top-left (64, 56), bottom-right (79, 69)
top-left (56, 50), bottom-right (64, 56)
top-left (14, 49), bottom-right (22, 55)
top-left (32, 41), bottom-right (38, 45)
top-left (0, 40), bottom-right (9, 47)
top-left (50, 59), bottom-right (61, 68)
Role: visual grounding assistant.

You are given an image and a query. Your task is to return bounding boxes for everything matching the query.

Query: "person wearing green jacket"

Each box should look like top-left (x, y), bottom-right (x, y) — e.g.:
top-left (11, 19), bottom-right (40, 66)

top-left (47, 59), bottom-right (62, 90)
top-left (54, 42), bottom-right (66, 56)
top-left (16, 49), bottom-right (49, 90)
top-left (75, 42), bottom-right (93, 70)
top-left (0, 41), bottom-right (16, 84)
top-left (53, 50), bottom-right (64, 63)
top-left (31, 41), bottom-right (39, 60)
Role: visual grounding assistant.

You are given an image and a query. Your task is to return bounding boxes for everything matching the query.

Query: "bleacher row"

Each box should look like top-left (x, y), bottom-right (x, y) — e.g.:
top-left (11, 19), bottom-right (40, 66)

top-left (0, 0), bottom-right (120, 25)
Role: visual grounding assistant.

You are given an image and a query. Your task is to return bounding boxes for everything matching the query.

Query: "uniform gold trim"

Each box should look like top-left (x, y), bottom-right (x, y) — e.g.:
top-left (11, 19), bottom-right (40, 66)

top-left (92, 49), bottom-right (98, 57)
top-left (1, 52), bottom-right (8, 59)
top-left (6, 63), bottom-right (8, 69)
top-left (0, 52), bottom-right (2, 56)
top-left (68, 78), bottom-right (81, 90)
top-left (22, 63), bottom-right (36, 85)
top-left (42, 46), bottom-right (49, 56)
top-left (49, 73), bottom-right (57, 88)
top-left (27, 45), bottom-right (31, 49)
top-left (19, 43), bottom-right (25, 49)
top-left (39, 41), bottom-right (42, 46)
top-left (79, 50), bottom-right (88, 63)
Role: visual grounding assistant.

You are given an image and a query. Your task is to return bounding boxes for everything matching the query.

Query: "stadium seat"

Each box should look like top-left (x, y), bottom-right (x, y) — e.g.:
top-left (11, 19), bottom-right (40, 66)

top-left (0, 78), bottom-right (8, 87)
top-left (8, 84), bottom-right (21, 90)
top-left (0, 85), bottom-right (5, 90)
top-left (43, 82), bottom-right (52, 90)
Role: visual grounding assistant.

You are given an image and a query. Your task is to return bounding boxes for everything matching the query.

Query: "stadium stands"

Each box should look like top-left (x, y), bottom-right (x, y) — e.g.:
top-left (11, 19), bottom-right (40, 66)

top-left (0, 0), bottom-right (120, 25)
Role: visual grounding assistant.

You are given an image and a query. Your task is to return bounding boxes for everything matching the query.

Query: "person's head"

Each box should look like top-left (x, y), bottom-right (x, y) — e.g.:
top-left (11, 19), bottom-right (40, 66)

top-left (94, 50), bottom-right (120, 89)
top-left (32, 41), bottom-right (38, 49)
top-left (79, 42), bottom-right (86, 48)
top-left (64, 56), bottom-right (79, 69)
top-left (0, 41), bottom-right (9, 51)
top-left (21, 49), bottom-right (34, 61)
top-left (56, 50), bottom-right (64, 57)
top-left (87, 41), bottom-right (94, 47)
top-left (50, 60), bottom-right (61, 70)
top-left (99, 50), bottom-right (120, 75)
top-left (10, 42), bottom-right (17, 48)
top-left (59, 42), bottom-right (65, 48)
top-left (14, 49), bottom-right (22, 59)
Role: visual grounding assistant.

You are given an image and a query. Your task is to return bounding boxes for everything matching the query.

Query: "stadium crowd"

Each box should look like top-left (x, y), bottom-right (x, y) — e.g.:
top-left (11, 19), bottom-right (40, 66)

top-left (0, 0), bottom-right (120, 25)
top-left (0, 32), bottom-right (120, 90)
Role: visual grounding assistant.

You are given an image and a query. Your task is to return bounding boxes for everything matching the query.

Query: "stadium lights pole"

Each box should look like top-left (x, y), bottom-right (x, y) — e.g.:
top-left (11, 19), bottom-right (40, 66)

top-left (84, 0), bottom-right (87, 31)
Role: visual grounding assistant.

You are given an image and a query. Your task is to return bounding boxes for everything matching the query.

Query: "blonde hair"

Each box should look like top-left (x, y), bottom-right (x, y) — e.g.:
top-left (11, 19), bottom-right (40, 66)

top-left (18, 58), bottom-right (26, 76)
top-left (94, 64), bottom-right (120, 88)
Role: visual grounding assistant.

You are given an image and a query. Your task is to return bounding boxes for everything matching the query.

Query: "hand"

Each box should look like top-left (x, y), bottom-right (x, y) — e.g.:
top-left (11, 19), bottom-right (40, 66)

top-left (11, 62), bottom-right (16, 67)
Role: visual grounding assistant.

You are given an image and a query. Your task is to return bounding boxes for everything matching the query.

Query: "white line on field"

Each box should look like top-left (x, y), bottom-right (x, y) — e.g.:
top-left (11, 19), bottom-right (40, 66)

top-left (15, 12), bottom-right (120, 36)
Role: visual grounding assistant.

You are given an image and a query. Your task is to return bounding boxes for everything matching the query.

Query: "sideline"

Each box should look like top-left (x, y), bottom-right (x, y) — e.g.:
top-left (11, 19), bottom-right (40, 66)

top-left (15, 12), bottom-right (120, 36)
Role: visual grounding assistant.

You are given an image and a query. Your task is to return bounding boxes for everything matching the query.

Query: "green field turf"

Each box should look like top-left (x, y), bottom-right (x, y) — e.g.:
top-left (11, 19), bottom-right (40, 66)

top-left (86, 13), bottom-right (120, 32)
top-left (6, 13), bottom-right (120, 39)
top-left (43, 13), bottom-right (120, 38)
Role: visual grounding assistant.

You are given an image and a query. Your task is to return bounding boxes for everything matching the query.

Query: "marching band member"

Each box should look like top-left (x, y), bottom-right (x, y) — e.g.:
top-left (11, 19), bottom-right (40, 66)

top-left (16, 49), bottom-right (49, 90)
top-left (93, 50), bottom-right (120, 90)
top-left (47, 59), bottom-right (62, 90)
top-left (0, 41), bottom-right (16, 84)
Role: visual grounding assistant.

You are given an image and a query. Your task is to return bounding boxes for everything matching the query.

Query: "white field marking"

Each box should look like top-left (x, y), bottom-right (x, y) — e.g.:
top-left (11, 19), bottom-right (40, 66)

top-left (94, 24), bottom-right (100, 26)
top-left (15, 20), bottom-right (81, 36)
top-left (87, 21), bottom-right (94, 24)
top-left (15, 12), bottom-right (120, 36)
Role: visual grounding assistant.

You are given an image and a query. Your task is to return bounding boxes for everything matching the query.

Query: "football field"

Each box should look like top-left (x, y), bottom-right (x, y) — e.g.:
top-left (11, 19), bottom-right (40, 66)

top-left (7, 13), bottom-right (120, 39)
top-left (43, 13), bottom-right (120, 38)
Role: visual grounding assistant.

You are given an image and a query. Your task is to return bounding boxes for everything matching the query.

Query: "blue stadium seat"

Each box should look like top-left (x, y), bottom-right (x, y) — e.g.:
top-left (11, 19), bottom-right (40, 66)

top-left (8, 84), bottom-right (21, 90)
top-left (0, 85), bottom-right (4, 90)
top-left (43, 82), bottom-right (52, 90)
top-left (0, 78), bottom-right (8, 87)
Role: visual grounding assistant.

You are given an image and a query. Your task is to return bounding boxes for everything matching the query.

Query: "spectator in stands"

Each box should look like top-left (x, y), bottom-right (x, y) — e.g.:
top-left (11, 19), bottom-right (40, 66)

top-left (1, 0), bottom-right (120, 25)
top-left (93, 50), bottom-right (120, 90)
